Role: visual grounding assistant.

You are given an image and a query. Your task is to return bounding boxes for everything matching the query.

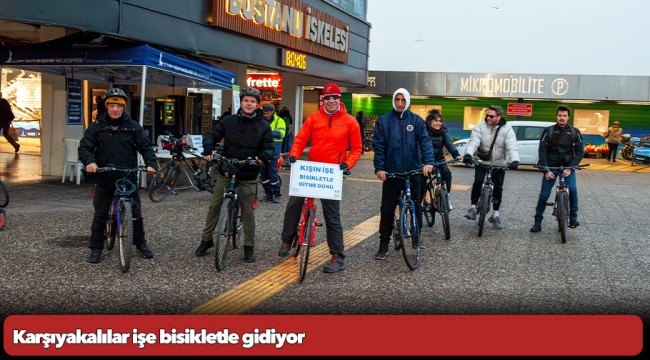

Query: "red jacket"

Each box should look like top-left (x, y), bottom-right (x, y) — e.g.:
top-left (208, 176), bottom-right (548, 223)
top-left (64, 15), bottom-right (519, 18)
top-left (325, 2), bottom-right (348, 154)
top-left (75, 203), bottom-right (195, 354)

top-left (290, 102), bottom-right (362, 168)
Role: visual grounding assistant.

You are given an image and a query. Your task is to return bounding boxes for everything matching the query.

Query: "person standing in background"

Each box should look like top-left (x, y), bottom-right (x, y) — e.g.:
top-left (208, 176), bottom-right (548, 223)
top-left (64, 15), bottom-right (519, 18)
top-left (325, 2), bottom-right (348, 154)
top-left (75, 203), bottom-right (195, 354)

top-left (603, 121), bottom-right (623, 162)
top-left (0, 91), bottom-right (20, 153)
top-left (259, 103), bottom-right (286, 203)
top-left (91, 95), bottom-right (106, 122)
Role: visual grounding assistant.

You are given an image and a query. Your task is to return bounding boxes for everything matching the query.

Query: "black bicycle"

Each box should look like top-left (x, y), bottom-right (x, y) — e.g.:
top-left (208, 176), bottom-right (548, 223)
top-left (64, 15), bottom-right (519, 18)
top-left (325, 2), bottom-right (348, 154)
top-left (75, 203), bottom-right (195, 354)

top-left (422, 159), bottom-right (457, 240)
top-left (0, 179), bottom-right (8, 208)
top-left (149, 135), bottom-right (218, 202)
top-left (362, 129), bottom-right (374, 153)
top-left (473, 160), bottom-right (510, 237)
top-left (533, 164), bottom-right (589, 243)
top-left (96, 165), bottom-right (147, 273)
top-left (387, 170), bottom-right (423, 271)
top-left (213, 155), bottom-right (260, 271)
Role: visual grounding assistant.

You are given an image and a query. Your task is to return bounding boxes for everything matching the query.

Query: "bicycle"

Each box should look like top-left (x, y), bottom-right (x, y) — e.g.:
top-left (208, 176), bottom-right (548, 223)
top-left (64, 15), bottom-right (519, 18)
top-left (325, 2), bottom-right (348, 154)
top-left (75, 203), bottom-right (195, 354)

top-left (148, 134), bottom-right (218, 202)
top-left (290, 169), bottom-right (350, 283)
top-left (533, 164), bottom-right (589, 243)
top-left (387, 170), bottom-right (423, 271)
top-left (362, 129), bottom-right (374, 153)
top-left (0, 179), bottom-right (8, 208)
top-left (472, 160), bottom-right (511, 237)
top-left (96, 165), bottom-right (147, 273)
top-left (422, 159), bottom-right (458, 240)
top-left (213, 155), bottom-right (260, 271)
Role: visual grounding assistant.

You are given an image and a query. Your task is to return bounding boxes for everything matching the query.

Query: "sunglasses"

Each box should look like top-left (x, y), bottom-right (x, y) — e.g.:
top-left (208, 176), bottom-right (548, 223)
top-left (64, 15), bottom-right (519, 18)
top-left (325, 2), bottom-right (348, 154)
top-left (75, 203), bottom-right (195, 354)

top-left (323, 95), bottom-right (340, 101)
top-left (485, 114), bottom-right (498, 119)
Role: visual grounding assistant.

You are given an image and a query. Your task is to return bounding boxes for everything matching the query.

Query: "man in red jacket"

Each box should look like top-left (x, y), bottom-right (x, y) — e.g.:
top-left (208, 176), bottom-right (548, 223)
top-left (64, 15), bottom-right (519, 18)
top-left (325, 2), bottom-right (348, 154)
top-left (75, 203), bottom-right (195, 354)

top-left (276, 82), bottom-right (362, 273)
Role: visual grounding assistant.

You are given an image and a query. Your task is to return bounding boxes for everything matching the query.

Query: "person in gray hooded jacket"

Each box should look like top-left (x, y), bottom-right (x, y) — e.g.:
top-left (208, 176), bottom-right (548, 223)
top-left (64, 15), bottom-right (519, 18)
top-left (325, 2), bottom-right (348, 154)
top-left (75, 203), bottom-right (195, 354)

top-left (372, 88), bottom-right (434, 260)
top-left (462, 105), bottom-right (520, 230)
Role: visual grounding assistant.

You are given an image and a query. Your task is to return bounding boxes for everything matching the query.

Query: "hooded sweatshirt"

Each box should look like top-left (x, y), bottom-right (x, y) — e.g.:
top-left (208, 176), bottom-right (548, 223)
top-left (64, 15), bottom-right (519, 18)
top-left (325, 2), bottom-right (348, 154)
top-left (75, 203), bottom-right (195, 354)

top-left (372, 88), bottom-right (434, 173)
top-left (604, 124), bottom-right (623, 144)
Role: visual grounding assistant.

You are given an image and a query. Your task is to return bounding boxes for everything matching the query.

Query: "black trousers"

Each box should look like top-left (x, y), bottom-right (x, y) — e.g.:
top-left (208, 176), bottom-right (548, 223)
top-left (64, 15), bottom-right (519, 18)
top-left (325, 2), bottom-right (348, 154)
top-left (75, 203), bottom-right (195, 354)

top-left (470, 167), bottom-right (506, 211)
top-left (90, 182), bottom-right (145, 250)
top-left (280, 195), bottom-right (345, 258)
top-left (607, 143), bottom-right (619, 161)
top-left (1, 121), bottom-right (19, 150)
top-left (379, 176), bottom-right (423, 243)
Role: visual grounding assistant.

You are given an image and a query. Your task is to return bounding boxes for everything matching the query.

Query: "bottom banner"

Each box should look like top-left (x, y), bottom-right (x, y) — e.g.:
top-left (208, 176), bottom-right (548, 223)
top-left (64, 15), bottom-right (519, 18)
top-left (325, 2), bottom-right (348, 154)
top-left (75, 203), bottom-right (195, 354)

top-left (3, 314), bottom-right (643, 356)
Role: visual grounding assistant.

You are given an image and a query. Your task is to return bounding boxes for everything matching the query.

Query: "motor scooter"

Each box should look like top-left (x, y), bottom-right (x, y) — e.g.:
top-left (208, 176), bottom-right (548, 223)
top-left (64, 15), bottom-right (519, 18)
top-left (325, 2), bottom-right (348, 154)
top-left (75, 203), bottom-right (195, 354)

top-left (630, 138), bottom-right (650, 166)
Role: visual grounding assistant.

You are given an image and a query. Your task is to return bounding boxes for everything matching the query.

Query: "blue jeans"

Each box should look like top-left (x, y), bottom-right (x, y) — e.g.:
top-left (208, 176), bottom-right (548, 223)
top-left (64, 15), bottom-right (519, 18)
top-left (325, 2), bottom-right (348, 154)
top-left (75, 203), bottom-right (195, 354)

top-left (534, 171), bottom-right (578, 224)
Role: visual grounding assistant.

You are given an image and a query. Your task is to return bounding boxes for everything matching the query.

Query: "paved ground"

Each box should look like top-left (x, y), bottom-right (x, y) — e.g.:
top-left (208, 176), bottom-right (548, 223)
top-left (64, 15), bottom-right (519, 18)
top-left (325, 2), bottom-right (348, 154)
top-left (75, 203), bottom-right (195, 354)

top-left (1, 153), bottom-right (649, 332)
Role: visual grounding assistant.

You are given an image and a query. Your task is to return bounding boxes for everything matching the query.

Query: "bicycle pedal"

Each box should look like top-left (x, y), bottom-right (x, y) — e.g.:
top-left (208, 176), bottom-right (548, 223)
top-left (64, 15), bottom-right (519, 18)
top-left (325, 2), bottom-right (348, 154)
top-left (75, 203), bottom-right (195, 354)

top-left (315, 222), bottom-right (323, 227)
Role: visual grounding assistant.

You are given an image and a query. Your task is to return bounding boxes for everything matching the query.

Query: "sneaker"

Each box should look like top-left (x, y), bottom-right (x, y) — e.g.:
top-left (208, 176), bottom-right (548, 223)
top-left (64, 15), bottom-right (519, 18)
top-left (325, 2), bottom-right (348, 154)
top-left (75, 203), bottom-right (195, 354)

top-left (488, 215), bottom-right (502, 229)
top-left (323, 256), bottom-right (346, 273)
top-left (194, 240), bottom-right (214, 256)
top-left (136, 242), bottom-right (154, 259)
top-left (277, 242), bottom-right (291, 257)
top-left (569, 220), bottom-right (580, 228)
top-left (530, 224), bottom-right (542, 233)
top-left (15, 144), bottom-right (20, 154)
top-left (243, 246), bottom-right (256, 262)
top-left (273, 194), bottom-right (282, 203)
top-left (465, 207), bottom-right (476, 220)
top-left (87, 249), bottom-right (102, 263)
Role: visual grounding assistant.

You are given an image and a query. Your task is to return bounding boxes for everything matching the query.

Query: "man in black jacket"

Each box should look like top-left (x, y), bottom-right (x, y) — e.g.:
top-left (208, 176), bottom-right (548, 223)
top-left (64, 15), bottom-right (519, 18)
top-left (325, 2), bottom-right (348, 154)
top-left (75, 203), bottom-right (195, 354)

top-left (79, 88), bottom-right (158, 264)
top-left (530, 105), bottom-right (584, 233)
top-left (0, 92), bottom-right (20, 153)
top-left (194, 87), bottom-right (275, 262)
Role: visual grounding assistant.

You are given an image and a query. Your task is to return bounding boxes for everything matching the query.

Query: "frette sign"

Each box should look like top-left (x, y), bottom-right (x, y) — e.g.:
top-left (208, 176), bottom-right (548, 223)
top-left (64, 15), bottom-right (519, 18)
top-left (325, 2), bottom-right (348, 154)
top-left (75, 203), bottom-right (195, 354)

top-left (210, 0), bottom-right (349, 63)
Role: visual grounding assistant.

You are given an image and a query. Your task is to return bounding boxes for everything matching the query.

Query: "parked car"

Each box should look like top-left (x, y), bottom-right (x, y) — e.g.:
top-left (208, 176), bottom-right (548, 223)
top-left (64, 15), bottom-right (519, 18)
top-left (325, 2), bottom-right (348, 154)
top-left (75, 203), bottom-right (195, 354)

top-left (453, 120), bottom-right (556, 166)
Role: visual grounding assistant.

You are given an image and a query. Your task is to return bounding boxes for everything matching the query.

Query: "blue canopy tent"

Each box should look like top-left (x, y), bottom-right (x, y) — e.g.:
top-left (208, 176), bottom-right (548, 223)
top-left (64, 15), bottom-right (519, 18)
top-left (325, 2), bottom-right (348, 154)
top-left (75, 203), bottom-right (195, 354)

top-left (0, 31), bottom-right (236, 126)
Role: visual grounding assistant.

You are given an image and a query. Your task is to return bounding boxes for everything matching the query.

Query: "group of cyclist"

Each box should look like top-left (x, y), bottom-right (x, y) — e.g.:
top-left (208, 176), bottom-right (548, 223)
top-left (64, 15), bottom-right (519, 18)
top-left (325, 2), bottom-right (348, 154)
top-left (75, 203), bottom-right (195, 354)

top-left (78, 84), bottom-right (584, 272)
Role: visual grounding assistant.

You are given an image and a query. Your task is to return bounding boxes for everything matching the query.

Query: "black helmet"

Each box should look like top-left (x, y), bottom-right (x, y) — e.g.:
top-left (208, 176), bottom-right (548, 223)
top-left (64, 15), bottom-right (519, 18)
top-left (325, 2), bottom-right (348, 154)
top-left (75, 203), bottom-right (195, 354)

top-left (239, 87), bottom-right (261, 103)
top-left (103, 88), bottom-right (128, 106)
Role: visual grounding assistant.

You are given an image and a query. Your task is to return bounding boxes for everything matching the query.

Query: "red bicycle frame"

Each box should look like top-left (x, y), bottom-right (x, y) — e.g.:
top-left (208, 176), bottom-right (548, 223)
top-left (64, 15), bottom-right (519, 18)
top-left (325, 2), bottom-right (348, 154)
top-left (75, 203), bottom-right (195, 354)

top-left (297, 198), bottom-right (317, 247)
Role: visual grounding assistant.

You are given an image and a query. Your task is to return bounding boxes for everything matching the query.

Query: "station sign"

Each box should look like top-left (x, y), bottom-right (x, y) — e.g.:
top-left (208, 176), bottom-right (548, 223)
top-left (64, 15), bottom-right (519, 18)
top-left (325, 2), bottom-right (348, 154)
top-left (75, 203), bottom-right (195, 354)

top-left (507, 103), bottom-right (533, 116)
top-left (281, 49), bottom-right (307, 71)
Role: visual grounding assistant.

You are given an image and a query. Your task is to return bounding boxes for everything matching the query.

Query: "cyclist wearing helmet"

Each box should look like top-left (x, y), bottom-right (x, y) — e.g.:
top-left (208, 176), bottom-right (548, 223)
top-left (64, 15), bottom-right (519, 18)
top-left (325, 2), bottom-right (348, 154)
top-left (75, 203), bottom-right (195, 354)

top-left (79, 88), bottom-right (158, 264)
top-left (195, 87), bottom-right (275, 262)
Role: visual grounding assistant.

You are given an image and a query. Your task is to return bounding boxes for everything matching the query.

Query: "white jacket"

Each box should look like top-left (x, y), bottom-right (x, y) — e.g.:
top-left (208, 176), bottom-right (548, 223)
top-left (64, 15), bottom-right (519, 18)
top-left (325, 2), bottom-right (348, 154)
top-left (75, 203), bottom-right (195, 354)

top-left (465, 120), bottom-right (520, 166)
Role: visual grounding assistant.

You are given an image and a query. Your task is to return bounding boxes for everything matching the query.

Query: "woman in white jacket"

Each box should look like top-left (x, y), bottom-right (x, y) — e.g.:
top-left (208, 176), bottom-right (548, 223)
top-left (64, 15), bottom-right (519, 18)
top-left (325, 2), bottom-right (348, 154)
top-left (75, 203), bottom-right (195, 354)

top-left (462, 105), bottom-right (520, 229)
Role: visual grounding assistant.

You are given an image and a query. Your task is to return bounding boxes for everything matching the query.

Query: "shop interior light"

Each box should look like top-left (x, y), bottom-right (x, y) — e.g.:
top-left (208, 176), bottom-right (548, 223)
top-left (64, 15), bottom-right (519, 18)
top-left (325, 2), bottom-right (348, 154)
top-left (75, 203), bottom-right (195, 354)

top-left (559, 99), bottom-right (598, 104)
top-left (616, 101), bottom-right (650, 105)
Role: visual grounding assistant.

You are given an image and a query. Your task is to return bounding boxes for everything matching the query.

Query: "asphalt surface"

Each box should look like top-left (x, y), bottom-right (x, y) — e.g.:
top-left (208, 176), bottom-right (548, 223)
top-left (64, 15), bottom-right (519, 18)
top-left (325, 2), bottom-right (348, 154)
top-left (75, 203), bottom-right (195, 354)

top-left (1, 155), bottom-right (649, 326)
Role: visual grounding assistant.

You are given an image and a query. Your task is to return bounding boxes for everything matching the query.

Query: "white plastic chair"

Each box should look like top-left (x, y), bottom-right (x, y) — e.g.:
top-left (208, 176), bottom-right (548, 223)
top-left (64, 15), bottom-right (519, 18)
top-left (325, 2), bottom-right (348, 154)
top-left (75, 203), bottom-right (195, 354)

top-left (62, 137), bottom-right (83, 185)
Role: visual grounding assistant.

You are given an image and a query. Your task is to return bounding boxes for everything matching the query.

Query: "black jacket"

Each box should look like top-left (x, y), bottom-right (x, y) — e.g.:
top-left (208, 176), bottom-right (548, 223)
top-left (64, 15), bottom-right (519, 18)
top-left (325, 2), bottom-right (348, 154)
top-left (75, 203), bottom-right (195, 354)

top-left (538, 124), bottom-right (584, 167)
top-left (203, 108), bottom-right (275, 181)
top-left (78, 112), bottom-right (157, 184)
top-left (0, 98), bottom-right (15, 123)
top-left (428, 128), bottom-right (460, 161)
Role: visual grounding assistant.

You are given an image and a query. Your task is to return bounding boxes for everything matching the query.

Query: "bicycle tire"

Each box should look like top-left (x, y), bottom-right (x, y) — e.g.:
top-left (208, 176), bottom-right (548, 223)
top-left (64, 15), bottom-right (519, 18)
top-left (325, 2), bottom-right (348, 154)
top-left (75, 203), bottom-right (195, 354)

top-left (117, 199), bottom-right (133, 273)
top-left (363, 139), bottom-right (372, 152)
top-left (477, 187), bottom-right (491, 237)
top-left (392, 206), bottom-right (402, 251)
top-left (400, 203), bottom-right (420, 270)
top-left (148, 162), bottom-right (179, 202)
top-left (556, 191), bottom-right (568, 243)
top-left (298, 209), bottom-right (314, 283)
top-left (230, 200), bottom-right (242, 249)
top-left (438, 188), bottom-right (451, 240)
top-left (214, 198), bottom-right (232, 271)
top-left (0, 181), bottom-right (8, 208)
top-left (423, 184), bottom-right (435, 227)
top-left (104, 204), bottom-right (116, 251)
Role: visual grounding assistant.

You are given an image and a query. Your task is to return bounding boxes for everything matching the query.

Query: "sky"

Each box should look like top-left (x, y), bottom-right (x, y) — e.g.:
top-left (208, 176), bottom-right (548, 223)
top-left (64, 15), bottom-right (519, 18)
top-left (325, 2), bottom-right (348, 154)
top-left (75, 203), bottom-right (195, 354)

top-left (366, 0), bottom-right (650, 76)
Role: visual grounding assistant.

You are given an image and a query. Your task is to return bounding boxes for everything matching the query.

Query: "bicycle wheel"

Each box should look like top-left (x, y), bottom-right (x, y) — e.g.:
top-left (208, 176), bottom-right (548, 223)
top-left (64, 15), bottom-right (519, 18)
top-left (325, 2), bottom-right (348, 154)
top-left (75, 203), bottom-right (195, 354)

top-left (298, 209), bottom-right (314, 283)
top-left (0, 181), bottom-right (8, 208)
top-left (437, 188), bottom-right (451, 240)
top-left (423, 183), bottom-right (435, 227)
top-left (400, 203), bottom-right (420, 270)
top-left (477, 187), bottom-right (492, 237)
top-left (556, 191), bottom-right (568, 243)
top-left (117, 199), bottom-right (133, 273)
top-left (104, 204), bottom-right (116, 251)
top-left (363, 139), bottom-right (372, 152)
top-left (214, 198), bottom-right (232, 271)
top-left (293, 208), bottom-right (309, 258)
top-left (230, 200), bottom-right (242, 249)
top-left (148, 162), bottom-right (179, 202)
top-left (392, 206), bottom-right (402, 251)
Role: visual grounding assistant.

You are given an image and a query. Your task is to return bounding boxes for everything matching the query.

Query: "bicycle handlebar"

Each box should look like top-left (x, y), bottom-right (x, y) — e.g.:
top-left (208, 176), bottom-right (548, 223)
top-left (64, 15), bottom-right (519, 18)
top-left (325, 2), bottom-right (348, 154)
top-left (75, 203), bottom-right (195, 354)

top-left (95, 165), bottom-right (148, 173)
top-left (387, 170), bottom-right (423, 179)
top-left (473, 160), bottom-right (511, 170)
top-left (533, 164), bottom-right (590, 172)
top-left (433, 158), bottom-right (458, 167)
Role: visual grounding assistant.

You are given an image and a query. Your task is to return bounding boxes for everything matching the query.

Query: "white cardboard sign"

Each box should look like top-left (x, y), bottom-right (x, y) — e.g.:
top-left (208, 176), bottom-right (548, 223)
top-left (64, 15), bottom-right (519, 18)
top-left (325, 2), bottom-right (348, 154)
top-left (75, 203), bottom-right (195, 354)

top-left (289, 160), bottom-right (343, 200)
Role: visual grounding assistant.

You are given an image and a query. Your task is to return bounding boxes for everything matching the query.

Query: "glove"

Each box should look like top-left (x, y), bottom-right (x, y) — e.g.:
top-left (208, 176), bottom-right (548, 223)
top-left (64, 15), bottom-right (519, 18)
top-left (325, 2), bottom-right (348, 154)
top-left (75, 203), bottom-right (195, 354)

top-left (288, 156), bottom-right (297, 163)
top-left (508, 161), bottom-right (519, 170)
top-left (339, 162), bottom-right (349, 171)
top-left (463, 154), bottom-right (474, 164)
